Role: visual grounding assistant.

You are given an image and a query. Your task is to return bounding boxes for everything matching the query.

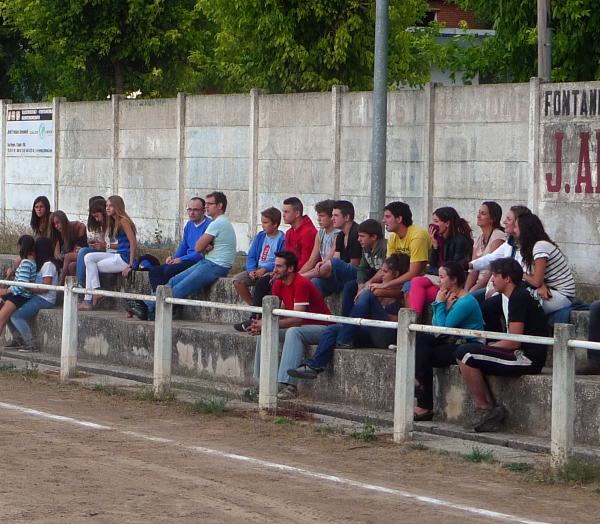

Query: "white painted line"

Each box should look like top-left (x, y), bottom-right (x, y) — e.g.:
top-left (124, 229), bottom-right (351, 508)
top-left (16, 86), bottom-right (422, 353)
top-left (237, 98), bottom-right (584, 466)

top-left (0, 401), bottom-right (548, 524)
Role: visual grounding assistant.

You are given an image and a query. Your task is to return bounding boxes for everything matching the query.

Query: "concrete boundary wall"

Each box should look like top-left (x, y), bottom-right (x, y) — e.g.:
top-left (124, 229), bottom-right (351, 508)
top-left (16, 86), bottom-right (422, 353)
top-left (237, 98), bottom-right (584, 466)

top-left (1, 80), bottom-right (600, 292)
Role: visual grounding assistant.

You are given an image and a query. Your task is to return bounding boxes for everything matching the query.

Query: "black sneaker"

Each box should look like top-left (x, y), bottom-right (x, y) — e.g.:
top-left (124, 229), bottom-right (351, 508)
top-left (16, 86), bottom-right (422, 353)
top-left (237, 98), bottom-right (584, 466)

top-left (287, 364), bottom-right (319, 380)
top-left (18, 344), bottom-right (39, 353)
top-left (126, 300), bottom-right (148, 321)
top-left (473, 405), bottom-right (506, 433)
top-left (335, 342), bottom-right (353, 349)
top-left (3, 339), bottom-right (24, 350)
top-left (233, 320), bottom-right (251, 332)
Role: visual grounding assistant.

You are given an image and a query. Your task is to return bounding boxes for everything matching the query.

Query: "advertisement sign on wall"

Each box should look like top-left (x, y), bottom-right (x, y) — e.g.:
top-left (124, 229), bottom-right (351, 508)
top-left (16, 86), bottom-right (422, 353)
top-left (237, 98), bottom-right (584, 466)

top-left (6, 108), bottom-right (53, 156)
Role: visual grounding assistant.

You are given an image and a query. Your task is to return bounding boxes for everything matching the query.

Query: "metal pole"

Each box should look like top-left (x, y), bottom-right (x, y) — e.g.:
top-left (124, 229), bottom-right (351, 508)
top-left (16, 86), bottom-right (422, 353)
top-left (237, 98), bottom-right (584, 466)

top-left (369, 0), bottom-right (389, 221)
top-left (153, 285), bottom-right (173, 395)
top-left (393, 308), bottom-right (416, 443)
top-left (60, 276), bottom-right (78, 380)
top-left (258, 295), bottom-right (280, 410)
top-left (537, 0), bottom-right (552, 80)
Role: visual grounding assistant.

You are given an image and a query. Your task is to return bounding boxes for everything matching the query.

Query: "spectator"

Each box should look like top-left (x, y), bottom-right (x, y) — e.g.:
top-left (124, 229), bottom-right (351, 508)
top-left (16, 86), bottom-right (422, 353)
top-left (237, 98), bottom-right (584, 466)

top-left (130, 191), bottom-right (236, 321)
top-left (6, 237), bottom-right (60, 352)
top-left (299, 199), bottom-right (339, 275)
top-left (408, 206), bottom-right (473, 316)
top-left (455, 258), bottom-right (548, 432)
top-left (233, 207), bottom-right (284, 307)
top-left (79, 195), bottom-right (136, 310)
top-left (465, 201), bottom-right (506, 302)
top-left (413, 261), bottom-right (484, 421)
top-left (76, 197), bottom-right (108, 287)
top-left (362, 201), bottom-right (430, 299)
top-left (341, 218), bottom-right (387, 316)
top-left (305, 200), bottom-right (362, 296)
top-left (148, 197), bottom-right (212, 293)
top-left (30, 196), bottom-right (52, 239)
top-left (251, 250), bottom-right (331, 400)
top-left (287, 254), bottom-right (409, 381)
top-left (50, 210), bottom-right (88, 285)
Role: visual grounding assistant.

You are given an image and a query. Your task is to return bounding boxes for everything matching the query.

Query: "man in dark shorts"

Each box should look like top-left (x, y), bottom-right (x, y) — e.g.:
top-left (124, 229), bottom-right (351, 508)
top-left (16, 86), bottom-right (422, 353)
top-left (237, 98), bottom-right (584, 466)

top-left (455, 257), bottom-right (548, 432)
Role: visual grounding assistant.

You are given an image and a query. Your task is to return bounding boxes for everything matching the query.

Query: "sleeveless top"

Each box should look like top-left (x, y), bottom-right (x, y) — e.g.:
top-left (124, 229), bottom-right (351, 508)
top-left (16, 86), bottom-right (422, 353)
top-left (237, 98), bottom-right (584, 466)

top-left (115, 228), bottom-right (131, 263)
top-left (318, 228), bottom-right (340, 261)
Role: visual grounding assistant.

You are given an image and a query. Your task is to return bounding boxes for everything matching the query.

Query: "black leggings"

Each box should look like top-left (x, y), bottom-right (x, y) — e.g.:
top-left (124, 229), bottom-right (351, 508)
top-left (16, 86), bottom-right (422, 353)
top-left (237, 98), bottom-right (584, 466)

top-left (414, 333), bottom-right (458, 410)
top-left (250, 274), bottom-right (273, 316)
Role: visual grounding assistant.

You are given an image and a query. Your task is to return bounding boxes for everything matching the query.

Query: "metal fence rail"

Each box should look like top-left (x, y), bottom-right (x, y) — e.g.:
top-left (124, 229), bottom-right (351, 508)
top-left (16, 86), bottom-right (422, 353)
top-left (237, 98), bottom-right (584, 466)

top-left (1, 275), bottom-right (598, 468)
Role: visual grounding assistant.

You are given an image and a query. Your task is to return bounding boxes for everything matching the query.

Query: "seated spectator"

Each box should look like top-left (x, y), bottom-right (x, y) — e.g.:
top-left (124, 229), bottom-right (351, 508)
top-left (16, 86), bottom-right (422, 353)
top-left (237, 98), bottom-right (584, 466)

top-left (579, 300), bottom-right (600, 374)
top-left (514, 213), bottom-right (575, 314)
top-left (251, 251), bottom-right (331, 401)
top-left (76, 197), bottom-right (108, 287)
top-left (299, 199), bottom-right (339, 275)
top-left (79, 195), bottom-right (136, 310)
top-left (5, 237), bottom-right (60, 352)
top-left (408, 207), bottom-right (473, 317)
top-left (464, 201), bottom-right (506, 302)
top-left (233, 207), bottom-right (284, 307)
top-left (362, 201), bottom-right (430, 299)
top-left (455, 258), bottom-right (548, 432)
top-left (50, 210), bottom-right (88, 285)
top-left (148, 197), bottom-right (212, 293)
top-left (305, 200), bottom-right (362, 296)
top-left (341, 218), bottom-right (387, 316)
top-left (287, 254), bottom-right (409, 381)
top-left (130, 191), bottom-right (236, 320)
top-left (413, 262), bottom-right (484, 421)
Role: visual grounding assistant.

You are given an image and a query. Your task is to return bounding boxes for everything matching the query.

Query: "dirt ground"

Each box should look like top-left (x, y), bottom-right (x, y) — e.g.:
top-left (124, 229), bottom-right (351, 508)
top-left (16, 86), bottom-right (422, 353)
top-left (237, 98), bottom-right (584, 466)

top-left (0, 373), bottom-right (599, 523)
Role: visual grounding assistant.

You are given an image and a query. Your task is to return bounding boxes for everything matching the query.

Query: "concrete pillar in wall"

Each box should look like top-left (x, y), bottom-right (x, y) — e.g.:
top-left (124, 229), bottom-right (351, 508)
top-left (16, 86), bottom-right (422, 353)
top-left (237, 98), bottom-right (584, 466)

top-left (175, 92), bottom-right (188, 240)
top-left (422, 83), bottom-right (436, 226)
top-left (111, 94), bottom-right (124, 195)
top-left (331, 85), bottom-right (348, 199)
top-left (0, 99), bottom-right (11, 224)
top-left (52, 97), bottom-right (67, 210)
top-left (528, 77), bottom-right (541, 214)
top-left (248, 88), bottom-right (264, 241)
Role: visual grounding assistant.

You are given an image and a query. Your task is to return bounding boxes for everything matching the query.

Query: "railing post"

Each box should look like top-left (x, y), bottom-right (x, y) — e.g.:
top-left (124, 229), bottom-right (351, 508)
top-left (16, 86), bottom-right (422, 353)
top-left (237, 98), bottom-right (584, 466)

top-left (551, 323), bottom-right (576, 470)
top-left (393, 308), bottom-right (417, 443)
top-left (60, 276), bottom-right (78, 380)
top-left (153, 286), bottom-right (173, 395)
top-left (259, 295), bottom-right (280, 410)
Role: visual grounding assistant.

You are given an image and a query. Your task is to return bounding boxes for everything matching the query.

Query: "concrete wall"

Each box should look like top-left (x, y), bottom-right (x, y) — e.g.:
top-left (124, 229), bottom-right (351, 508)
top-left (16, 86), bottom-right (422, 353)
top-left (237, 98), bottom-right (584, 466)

top-left (2, 80), bottom-right (600, 294)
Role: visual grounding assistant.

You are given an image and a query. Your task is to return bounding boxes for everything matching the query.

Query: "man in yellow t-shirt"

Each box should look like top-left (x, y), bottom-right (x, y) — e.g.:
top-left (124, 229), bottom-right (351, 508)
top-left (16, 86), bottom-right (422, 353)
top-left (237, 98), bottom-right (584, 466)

top-left (365, 201), bottom-right (431, 293)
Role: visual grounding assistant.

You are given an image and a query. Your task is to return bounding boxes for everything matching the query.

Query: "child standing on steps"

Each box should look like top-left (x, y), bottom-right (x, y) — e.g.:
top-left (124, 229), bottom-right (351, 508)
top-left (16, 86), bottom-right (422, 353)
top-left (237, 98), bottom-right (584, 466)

top-left (0, 235), bottom-right (37, 337)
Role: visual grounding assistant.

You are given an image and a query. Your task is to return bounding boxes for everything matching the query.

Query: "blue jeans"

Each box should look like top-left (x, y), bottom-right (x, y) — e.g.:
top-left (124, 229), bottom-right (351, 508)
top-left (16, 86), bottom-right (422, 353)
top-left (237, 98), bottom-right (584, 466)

top-left (145, 258), bottom-right (229, 314)
top-left (254, 325), bottom-right (326, 386)
top-left (312, 258), bottom-right (357, 296)
top-left (305, 291), bottom-right (395, 370)
top-left (341, 280), bottom-right (358, 317)
top-left (149, 260), bottom-right (196, 292)
top-left (76, 247), bottom-right (100, 286)
top-left (8, 296), bottom-right (55, 344)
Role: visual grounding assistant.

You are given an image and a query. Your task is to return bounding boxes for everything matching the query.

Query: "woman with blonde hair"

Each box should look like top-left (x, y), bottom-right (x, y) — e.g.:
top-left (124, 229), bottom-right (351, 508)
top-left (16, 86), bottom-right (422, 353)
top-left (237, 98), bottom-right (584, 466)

top-left (79, 195), bottom-right (136, 310)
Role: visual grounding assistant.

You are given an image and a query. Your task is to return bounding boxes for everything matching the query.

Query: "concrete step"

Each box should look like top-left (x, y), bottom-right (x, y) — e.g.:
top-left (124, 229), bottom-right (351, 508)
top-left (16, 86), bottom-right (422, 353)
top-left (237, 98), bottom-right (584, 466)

top-left (17, 307), bottom-right (600, 447)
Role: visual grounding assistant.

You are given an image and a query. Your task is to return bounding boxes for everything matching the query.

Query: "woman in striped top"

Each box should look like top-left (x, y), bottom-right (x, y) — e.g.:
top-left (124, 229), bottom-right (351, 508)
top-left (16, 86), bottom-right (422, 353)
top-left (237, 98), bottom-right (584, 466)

top-left (514, 213), bottom-right (575, 314)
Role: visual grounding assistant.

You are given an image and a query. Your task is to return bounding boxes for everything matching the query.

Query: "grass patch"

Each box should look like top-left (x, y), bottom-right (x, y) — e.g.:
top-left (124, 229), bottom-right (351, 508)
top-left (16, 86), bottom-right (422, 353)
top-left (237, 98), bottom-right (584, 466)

top-left (0, 362), bottom-right (17, 373)
top-left (557, 458), bottom-right (600, 484)
top-left (273, 416), bottom-right (292, 425)
top-left (93, 383), bottom-right (121, 396)
top-left (465, 445), bottom-right (495, 464)
top-left (189, 395), bottom-right (227, 415)
top-left (0, 360), bottom-right (39, 378)
top-left (351, 420), bottom-right (377, 442)
top-left (410, 441), bottom-right (427, 451)
top-left (132, 386), bottom-right (176, 403)
top-left (504, 462), bottom-right (534, 473)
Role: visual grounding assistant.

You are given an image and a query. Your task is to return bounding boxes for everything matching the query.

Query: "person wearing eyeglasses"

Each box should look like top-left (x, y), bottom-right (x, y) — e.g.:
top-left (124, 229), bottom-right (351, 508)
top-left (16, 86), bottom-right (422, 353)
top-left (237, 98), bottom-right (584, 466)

top-left (147, 197), bottom-right (211, 292)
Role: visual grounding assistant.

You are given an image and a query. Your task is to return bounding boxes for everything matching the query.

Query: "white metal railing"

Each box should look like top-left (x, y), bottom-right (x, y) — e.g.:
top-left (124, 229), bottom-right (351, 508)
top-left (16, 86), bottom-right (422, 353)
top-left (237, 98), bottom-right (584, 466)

top-left (0, 275), bottom-right (598, 468)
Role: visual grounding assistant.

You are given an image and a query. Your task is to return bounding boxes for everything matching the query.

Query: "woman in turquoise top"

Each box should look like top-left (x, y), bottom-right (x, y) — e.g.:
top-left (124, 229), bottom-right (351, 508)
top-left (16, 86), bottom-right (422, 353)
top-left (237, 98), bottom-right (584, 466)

top-left (414, 261), bottom-right (484, 421)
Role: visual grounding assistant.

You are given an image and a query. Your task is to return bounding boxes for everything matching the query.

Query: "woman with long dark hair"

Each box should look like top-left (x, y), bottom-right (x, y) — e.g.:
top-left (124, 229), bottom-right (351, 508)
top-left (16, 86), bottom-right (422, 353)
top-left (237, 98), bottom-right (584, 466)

top-left (50, 210), bottom-right (88, 285)
top-left (5, 237), bottom-right (61, 352)
top-left (408, 206), bottom-right (473, 316)
top-left (30, 196), bottom-right (52, 238)
top-left (514, 213), bottom-right (575, 314)
top-left (75, 197), bottom-right (108, 287)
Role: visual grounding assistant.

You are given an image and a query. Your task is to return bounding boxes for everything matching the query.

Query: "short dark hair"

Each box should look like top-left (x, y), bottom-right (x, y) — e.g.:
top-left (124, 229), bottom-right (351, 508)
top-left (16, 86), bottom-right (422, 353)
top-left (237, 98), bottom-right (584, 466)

top-left (358, 219), bottom-right (383, 239)
top-left (283, 197), bottom-right (303, 215)
top-left (490, 257), bottom-right (523, 286)
top-left (314, 199), bottom-right (336, 216)
top-left (18, 234), bottom-right (35, 260)
top-left (441, 261), bottom-right (467, 288)
top-left (190, 196), bottom-right (206, 207)
top-left (275, 250), bottom-right (299, 273)
top-left (384, 201), bottom-right (413, 227)
top-left (261, 207), bottom-right (282, 227)
top-left (206, 191), bottom-right (227, 212)
top-left (334, 200), bottom-right (355, 220)
top-left (384, 253), bottom-right (410, 276)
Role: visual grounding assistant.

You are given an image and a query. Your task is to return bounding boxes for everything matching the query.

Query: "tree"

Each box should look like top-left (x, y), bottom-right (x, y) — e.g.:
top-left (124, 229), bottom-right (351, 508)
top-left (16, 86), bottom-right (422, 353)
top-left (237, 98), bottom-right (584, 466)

top-left (449, 0), bottom-right (600, 82)
top-left (198, 0), bottom-right (439, 93)
top-left (0, 0), bottom-right (216, 100)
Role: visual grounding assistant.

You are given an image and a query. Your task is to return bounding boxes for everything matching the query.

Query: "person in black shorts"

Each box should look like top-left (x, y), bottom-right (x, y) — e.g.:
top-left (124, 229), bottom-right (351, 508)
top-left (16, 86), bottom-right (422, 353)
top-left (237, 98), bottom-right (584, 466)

top-left (455, 257), bottom-right (548, 432)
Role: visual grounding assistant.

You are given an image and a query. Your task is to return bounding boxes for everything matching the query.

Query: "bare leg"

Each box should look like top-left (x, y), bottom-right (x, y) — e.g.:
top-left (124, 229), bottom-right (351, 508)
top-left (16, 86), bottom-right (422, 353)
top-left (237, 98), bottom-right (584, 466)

top-left (0, 301), bottom-right (18, 337)
top-left (233, 281), bottom-right (253, 306)
top-left (457, 360), bottom-right (494, 410)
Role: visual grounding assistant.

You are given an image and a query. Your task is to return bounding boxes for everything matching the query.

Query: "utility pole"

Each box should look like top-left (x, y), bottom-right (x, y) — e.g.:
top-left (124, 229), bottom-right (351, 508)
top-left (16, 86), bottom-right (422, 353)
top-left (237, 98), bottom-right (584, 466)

top-left (369, 0), bottom-right (389, 221)
top-left (537, 0), bottom-right (552, 80)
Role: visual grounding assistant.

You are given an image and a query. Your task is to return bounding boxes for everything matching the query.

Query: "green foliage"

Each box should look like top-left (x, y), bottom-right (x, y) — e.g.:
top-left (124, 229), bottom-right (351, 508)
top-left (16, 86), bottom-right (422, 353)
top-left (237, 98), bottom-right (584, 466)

top-left (350, 420), bottom-right (377, 442)
top-left (133, 386), bottom-right (176, 402)
top-left (189, 395), bottom-right (227, 415)
top-left (410, 441), bottom-right (427, 450)
top-left (273, 416), bottom-right (292, 425)
top-left (465, 445), bottom-right (494, 463)
top-left (450, 0), bottom-right (600, 82)
top-left (503, 462), bottom-right (534, 473)
top-left (93, 383), bottom-right (121, 396)
top-left (557, 458), bottom-right (600, 484)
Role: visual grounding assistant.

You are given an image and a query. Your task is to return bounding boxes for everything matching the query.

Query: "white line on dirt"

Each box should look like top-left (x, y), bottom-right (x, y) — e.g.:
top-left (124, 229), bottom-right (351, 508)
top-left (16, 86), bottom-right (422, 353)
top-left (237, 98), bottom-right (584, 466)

top-left (0, 400), bottom-right (548, 524)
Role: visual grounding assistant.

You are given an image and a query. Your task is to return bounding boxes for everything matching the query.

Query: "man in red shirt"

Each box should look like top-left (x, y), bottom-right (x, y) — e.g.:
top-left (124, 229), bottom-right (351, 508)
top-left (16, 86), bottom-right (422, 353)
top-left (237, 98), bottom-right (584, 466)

top-left (251, 250), bottom-right (331, 400)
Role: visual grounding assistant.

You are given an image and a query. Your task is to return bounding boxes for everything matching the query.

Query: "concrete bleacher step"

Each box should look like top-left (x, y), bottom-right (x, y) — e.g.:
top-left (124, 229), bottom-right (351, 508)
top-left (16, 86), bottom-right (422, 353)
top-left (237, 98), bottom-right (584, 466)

top-left (21, 307), bottom-right (600, 447)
